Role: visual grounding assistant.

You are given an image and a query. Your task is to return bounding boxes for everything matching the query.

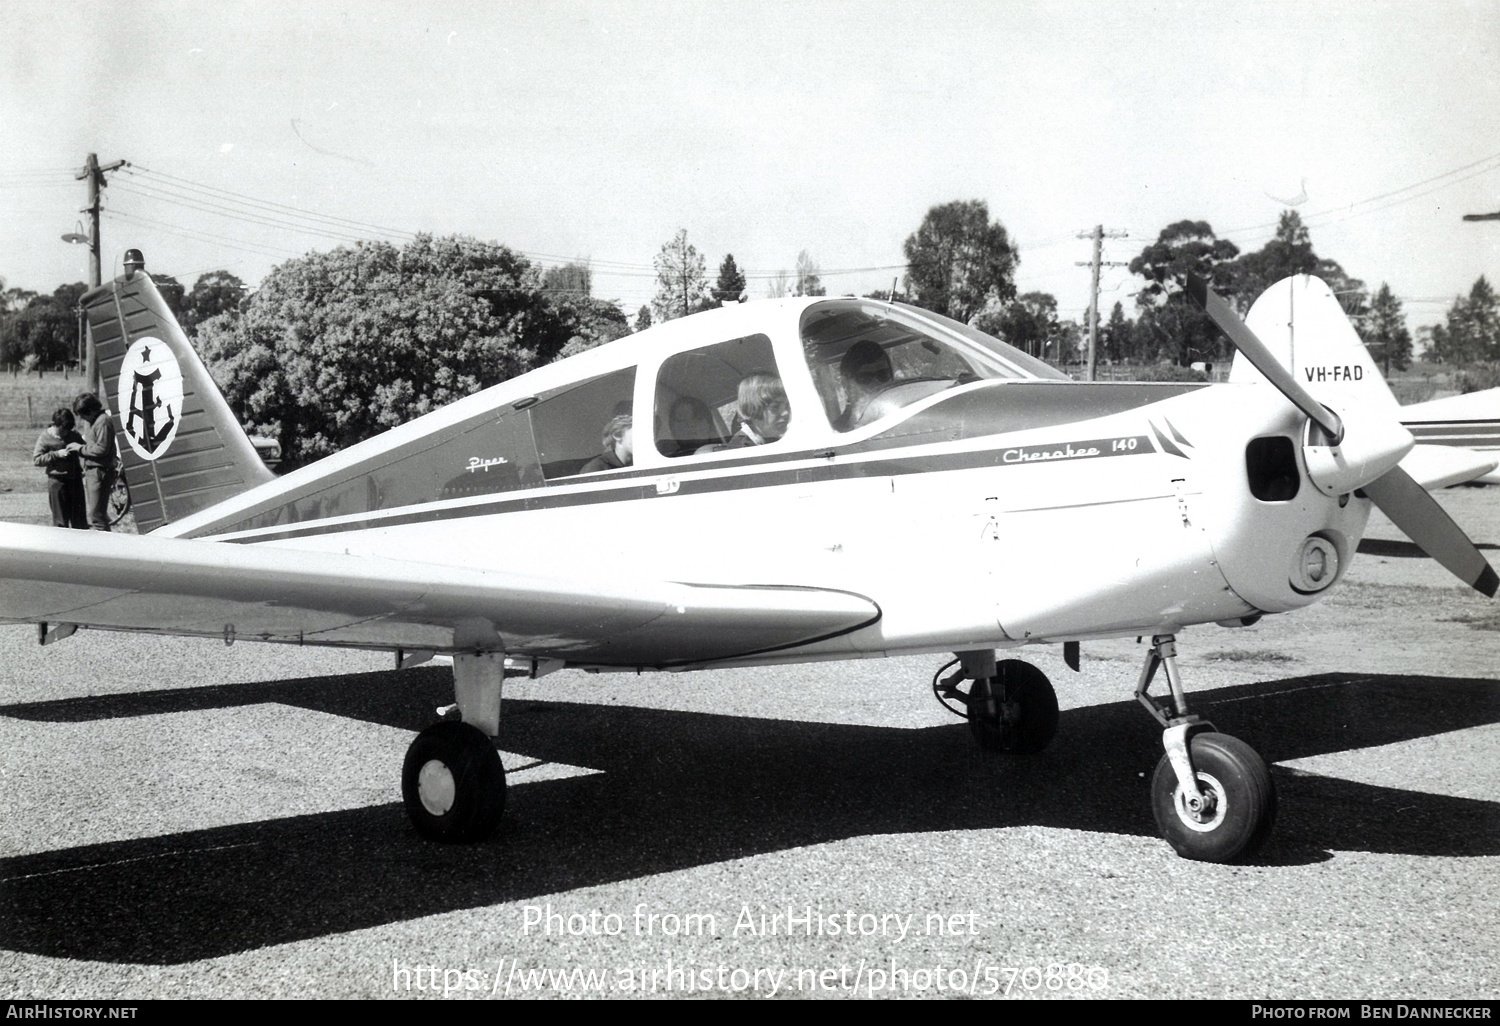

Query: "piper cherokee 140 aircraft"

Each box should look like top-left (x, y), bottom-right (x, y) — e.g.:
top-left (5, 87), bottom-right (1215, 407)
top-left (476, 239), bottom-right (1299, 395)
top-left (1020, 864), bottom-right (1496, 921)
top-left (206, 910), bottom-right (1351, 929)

top-left (2, 255), bottom-right (1494, 864)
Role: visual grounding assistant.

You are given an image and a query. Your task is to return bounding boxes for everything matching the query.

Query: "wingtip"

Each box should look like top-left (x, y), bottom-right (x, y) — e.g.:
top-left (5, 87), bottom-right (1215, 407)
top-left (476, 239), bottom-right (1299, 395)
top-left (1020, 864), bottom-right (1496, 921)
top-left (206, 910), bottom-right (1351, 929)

top-left (1475, 564), bottom-right (1499, 598)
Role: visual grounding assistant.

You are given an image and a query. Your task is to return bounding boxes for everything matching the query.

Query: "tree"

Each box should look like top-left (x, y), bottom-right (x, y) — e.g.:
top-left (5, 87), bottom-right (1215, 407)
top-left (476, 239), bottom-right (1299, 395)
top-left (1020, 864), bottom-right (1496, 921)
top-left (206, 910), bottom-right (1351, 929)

top-left (766, 270), bottom-right (791, 299)
top-left (0, 283), bottom-right (87, 367)
top-left (1223, 212), bottom-right (1367, 321)
top-left (0, 276), bottom-right (37, 314)
top-left (794, 250), bottom-right (825, 297)
top-left (542, 262), bottom-right (592, 298)
top-left (1363, 283), bottom-right (1412, 375)
top-left (1128, 220), bottom-right (1240, 364)
top-left (974, 292), bottom-right (1068, 362)
top-left (551, 299), bottom-right (631, 360)
top-left (903, 200), bottom-right (1020, 322)
top-left (712, 254), bottom-right (747, 305)
top-left (1101, 301), bottom-right (1132, 363)
top-left (1131, 220), bottom-right (1240, 304)
top-left (1428, 276), bottom-right (1500, 365)
top-left (540, 261), bottom-right (629, 358)
top-left (195, 234), bottom-right (572, 468)
top-left (1222, 212), bottom-right (1316, 311)
top-left (635, 305), bottom-right (653, 332)
top-left (650, 229), bottom-right (709, 321)
top-left (180, 270), bottom-right (246, 337)
top-left (150, 272), bottom-right (186, 321)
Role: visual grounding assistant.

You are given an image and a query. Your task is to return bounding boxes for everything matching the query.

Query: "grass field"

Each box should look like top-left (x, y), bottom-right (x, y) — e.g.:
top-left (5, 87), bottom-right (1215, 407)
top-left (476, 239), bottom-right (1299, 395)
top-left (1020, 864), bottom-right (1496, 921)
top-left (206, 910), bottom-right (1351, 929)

top-left (0, 370), bottom-right (89, 430)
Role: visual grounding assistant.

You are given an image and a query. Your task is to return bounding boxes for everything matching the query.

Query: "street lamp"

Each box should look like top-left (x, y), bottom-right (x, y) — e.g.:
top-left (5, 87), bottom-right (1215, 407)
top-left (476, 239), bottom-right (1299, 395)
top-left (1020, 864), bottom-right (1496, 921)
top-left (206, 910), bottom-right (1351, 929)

top-left (60, 222), bottom-right (91, 370)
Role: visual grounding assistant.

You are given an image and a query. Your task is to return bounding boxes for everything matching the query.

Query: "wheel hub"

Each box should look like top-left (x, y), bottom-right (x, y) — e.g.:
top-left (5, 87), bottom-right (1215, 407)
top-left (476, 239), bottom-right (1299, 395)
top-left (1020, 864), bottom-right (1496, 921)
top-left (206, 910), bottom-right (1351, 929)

top-left (999, 695), bottom-right (1023, 726)
top-left (1173, 771), bottom-right (1226, 832)
top-left (417, 758), bottom-right (457, 816)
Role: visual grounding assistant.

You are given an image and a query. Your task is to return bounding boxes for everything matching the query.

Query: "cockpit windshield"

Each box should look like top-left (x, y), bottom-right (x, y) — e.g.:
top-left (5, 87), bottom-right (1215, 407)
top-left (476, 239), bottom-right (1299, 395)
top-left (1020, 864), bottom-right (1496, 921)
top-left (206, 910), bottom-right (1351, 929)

top-left (800, 300), bottom-right (1067, 432)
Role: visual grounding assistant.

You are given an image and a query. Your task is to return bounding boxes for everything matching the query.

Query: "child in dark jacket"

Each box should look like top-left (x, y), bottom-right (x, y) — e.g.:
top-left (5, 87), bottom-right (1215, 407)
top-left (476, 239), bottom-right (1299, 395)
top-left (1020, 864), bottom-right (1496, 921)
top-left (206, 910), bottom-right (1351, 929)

top-left (33, 407), bottom-right (88, 529)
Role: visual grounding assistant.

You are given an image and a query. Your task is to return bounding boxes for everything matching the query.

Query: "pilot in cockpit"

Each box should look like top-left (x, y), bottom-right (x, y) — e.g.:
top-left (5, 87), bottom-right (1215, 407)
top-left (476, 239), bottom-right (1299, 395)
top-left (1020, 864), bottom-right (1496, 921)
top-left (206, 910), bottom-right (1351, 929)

top-left (832, 340), bottom-right (894, 431)
top-left (666, 396), bottom-right (722, 456)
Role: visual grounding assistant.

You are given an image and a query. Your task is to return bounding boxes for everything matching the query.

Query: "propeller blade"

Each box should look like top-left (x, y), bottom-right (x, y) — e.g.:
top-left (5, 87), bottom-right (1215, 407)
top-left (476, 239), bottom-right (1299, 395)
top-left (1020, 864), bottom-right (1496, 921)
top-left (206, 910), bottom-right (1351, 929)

top-left (1363, 466), bottom-right (1499, 597)
top-left (1186, 274), bottom-right (1343, 443)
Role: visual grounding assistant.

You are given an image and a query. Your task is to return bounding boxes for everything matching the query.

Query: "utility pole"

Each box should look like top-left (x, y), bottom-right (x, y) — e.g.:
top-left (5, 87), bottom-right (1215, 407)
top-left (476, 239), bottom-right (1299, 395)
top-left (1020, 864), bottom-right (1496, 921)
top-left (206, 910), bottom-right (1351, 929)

top-left (76, 153), bottom-right (128, 385)
top-left (1075, 225), bottom-right (1128, 380)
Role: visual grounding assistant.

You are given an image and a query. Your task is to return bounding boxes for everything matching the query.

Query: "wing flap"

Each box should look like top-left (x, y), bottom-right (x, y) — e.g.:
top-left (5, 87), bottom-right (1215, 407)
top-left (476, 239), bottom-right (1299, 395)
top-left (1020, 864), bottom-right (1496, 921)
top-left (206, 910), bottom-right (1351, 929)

top-left (0, 525), bottom-right (879, 665)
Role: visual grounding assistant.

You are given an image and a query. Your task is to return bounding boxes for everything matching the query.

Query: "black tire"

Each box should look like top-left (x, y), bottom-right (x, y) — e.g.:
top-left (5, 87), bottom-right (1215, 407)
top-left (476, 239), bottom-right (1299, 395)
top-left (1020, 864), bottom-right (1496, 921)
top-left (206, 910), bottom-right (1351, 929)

top-left (967, 659), bottom-right (1059, 753)
top-left (1151, 732), bottom-right (1276, 863)
top-left (401, 721), bottom-right (507, 842)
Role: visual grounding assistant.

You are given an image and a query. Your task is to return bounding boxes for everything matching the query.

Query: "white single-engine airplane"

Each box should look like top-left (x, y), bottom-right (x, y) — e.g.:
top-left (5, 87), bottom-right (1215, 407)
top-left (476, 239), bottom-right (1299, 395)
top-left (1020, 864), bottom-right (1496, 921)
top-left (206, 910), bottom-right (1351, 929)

top-left (3, 257), bottom-right (1494, 864)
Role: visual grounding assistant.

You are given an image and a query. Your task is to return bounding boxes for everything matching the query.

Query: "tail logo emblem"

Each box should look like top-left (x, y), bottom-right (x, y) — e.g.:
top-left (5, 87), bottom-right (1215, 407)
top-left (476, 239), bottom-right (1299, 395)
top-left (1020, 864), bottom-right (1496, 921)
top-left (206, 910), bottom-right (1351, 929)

top-left (117, 337), bottom-right (183, 461)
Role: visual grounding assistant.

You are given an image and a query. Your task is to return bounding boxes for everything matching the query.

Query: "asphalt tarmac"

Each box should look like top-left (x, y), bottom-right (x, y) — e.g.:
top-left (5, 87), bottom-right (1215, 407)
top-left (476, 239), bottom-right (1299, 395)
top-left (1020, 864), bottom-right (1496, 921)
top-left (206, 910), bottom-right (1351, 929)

top-left (1, 490), bottom-right (1496, 1000)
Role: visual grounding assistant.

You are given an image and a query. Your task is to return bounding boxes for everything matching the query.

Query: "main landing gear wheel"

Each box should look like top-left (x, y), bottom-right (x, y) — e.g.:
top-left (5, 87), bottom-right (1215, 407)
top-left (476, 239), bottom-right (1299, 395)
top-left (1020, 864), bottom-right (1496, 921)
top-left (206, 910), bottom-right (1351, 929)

top-left (967, 660), bottom-right (1059, 754)
top-left (401, 721), bottom-right (507, 842)
top-left (1151, 732), bottom-right (1276, 864)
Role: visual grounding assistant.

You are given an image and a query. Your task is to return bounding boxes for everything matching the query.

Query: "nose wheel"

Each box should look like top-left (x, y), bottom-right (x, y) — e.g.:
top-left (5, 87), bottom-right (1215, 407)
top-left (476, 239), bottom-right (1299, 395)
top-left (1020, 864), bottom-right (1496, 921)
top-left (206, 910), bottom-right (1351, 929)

top-left (1151, 731), bottom-right (1275, 862)
top-left (1137, 635), bottom-right (1276, 862)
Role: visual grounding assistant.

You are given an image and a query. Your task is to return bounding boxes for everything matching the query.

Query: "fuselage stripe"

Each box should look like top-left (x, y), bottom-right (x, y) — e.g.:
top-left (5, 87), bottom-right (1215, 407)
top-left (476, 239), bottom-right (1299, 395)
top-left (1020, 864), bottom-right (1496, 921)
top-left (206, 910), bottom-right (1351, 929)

top-left (206, 433), bottom-right (1161, 544)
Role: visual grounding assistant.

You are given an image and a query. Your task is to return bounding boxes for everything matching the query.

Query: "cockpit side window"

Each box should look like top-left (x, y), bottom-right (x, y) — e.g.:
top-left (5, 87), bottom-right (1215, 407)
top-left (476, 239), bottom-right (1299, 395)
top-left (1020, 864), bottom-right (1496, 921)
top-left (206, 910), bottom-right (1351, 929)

top-left (528, 366), bottom-right (637, 479)
top-left (654, 333), bottom-right (788, 456)
top-left (801, 300), bottom-right (1055, 432)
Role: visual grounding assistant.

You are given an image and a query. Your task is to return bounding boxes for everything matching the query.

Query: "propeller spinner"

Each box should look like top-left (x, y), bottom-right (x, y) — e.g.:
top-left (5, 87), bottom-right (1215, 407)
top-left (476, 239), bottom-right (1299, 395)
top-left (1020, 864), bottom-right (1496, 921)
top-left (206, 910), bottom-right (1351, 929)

top-left (1188, 274), bottom-right (1498, 598)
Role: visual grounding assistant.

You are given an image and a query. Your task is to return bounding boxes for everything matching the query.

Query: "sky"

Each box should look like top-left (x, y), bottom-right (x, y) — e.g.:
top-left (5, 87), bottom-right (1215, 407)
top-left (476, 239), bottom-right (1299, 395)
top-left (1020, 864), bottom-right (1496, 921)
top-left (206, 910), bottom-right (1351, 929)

top-left (3, 0), bottom-right (1499, 332)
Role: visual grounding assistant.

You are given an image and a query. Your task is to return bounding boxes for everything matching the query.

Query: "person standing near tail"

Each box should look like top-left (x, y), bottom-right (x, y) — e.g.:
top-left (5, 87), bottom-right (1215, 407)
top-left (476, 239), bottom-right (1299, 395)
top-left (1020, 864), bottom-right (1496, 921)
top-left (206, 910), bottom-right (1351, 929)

top-left (33, 407), bottom-right (87, 529)
top-left (73, 392), bottom-right (117, 531)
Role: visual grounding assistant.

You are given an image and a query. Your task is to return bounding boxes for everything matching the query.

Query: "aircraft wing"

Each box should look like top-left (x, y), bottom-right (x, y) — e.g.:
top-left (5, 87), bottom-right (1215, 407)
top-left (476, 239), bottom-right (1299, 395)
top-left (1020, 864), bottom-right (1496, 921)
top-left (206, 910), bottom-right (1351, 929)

top-left (0, 524), bottom-right (879, 667)
top-left (1401, 387), bottom-right (1500, 487)
top-left (1398, 444), bottom-right (1500, 490)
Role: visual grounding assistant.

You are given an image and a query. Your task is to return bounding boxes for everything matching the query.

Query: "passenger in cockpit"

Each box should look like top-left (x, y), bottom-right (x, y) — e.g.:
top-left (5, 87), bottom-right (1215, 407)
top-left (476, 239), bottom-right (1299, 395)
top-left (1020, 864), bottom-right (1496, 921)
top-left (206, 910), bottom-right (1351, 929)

top-left (833, 340), bottom-right (894, 431)
top-left (728, 373), bottom-right (790, 447)
top-left (666, 396), bottom-right (722, 456)
top-left (581, 414), bottom-right (634, 473)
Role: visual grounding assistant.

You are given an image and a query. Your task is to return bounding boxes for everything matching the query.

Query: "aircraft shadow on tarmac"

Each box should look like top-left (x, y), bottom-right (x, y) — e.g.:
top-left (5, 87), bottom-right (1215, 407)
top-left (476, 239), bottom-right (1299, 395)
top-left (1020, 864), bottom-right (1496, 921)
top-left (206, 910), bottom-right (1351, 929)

top-left (1358, 537), bottom-right (1500, 558)
top-left (1, 667), bottom-right (1497, 965)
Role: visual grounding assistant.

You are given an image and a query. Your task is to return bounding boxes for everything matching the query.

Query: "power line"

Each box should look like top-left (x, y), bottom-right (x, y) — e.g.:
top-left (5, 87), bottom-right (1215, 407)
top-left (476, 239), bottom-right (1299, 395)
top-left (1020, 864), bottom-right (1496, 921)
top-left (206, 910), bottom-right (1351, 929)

top-left (125, 165), bottom-right (915, 279)
top-left (1220, 149), bottom-right (1500, 241)
top-left (104, 209), bottom-right (303, 260)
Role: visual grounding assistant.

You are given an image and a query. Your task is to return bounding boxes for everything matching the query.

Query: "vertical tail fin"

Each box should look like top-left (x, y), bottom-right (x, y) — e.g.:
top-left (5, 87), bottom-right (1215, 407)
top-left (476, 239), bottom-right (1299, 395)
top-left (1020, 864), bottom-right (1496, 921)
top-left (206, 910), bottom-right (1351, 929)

top-left (82, 262), bottom-right (273, 533)
top-left (1231, 275), bottom-right (1398, 413)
